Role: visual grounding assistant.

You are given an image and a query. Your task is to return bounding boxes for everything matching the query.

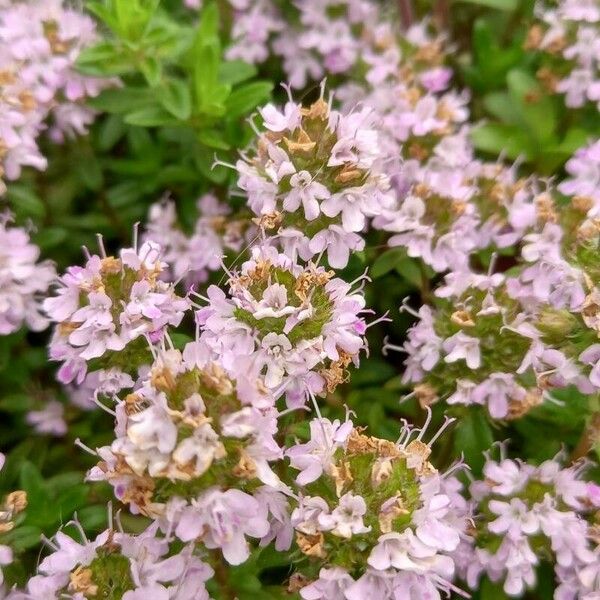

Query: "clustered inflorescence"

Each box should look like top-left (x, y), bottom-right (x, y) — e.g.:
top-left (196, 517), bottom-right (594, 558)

top-left (0, 0), bottom-right (114, 194)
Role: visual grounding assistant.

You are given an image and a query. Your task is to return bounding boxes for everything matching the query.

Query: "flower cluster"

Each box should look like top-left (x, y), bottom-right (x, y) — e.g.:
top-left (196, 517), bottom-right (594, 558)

top-left (287, 413), bottom-right (470, 600)
top-left (395, 264), bottom-right (565, 420)
top-left (195, 245), bottom-right (368, 405)
top-left (237, 91), bottom-right (392, 268)
top-left (44, 240), bottom-right (189, 395)
top-left (527, 0), bottom-right (600, 110)
top-left (458, 451), bottom-right (600, 597)
top-left (0, 214), bottom-right (55, 335)
top-left (225, 0), bottom-right (382, 89)
top-left (88, 345), bottom-right (291, 565)
top-left (6, 522), bottom-right (213, 600)
top-left (0, 0), bottom-right (114, 194)
top-left (390, 146), bottom-right (600, 419)
top-left (144, 193), bottom-right (254, 288)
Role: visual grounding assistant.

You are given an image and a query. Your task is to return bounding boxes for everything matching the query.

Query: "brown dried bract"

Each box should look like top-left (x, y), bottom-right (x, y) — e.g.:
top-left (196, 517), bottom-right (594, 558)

top-left (296, 531), bottom-right (327, 558)
top-left (69, 566), bottom-right (98, 597)
top-left (414, 383), bottom-right (439, 409)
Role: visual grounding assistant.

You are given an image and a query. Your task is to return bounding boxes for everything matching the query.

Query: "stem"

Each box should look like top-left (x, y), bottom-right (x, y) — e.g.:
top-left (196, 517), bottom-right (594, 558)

top-left (419, 261), bottom-right (434, 305)
top-left (211, 551), bottom-right (236, 600)
top-left (570, 412), bottom-right (600, 463)
top-left (397, 0), bottom-right (414, 30)
top-left (434, 0), bottom-right (450, 31)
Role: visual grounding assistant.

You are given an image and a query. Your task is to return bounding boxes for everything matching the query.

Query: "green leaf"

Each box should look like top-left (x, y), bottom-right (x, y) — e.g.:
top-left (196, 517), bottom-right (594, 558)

top-left (483, 92), bottom-right (518, 124)
top-left (9, 526), bottom-right (42, 552)
top-left (395, 256), bottom-right (422, 288)
top-left (19, 462), bottom-right (46, 511)
top-left (507, 69), bottom-right (557, 143)
top-left (372, 248), bottom-right (407, 279)
top-left (7, 185), bottom-right (46, 219)
top-left (76, 157), bottom-right (104, 191)
top-left (219, 60), bottom-right (257, 85)
top-left (86, 1), bottom-right (121, 31)
top-left (225, 81), bottom-right (273, 119)
top-left (471, 122), bottom-right (534, 160)
top-left (159, 79), bottom-right (192, 120)
top-left (34, 227), bottom-right (68, 250)
top-left (453, 409), bottom-right (494, 474)
top-left (88, 87), bottom-right (156, 114)
top-left (76, 42), bottom-right (133, 77)
top-left (198, 1), bottom-right (220, 43)
top-left (197, 128), bottom-right (231, 149)
top-left (124, 105), bottom-right (179, 127)
top-left (139, 56), bottom-right (162, 87)
top-left (96, 114), bottom-right (126, 151)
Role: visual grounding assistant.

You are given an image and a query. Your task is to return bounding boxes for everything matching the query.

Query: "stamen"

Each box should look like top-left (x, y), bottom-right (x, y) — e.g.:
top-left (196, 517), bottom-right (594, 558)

top-left (93, 394), bottom-right (116, 416)
top-left (382, 336), bottom-right (407, 356)
top-left (96, 233), bottom-right (107, 258)
top-left (74, 438), bottom-right (98, 457)
top-left (211, 154), bottom-right (237, 171)
top-left (132, 222), bottom-right (140, 253)
top-left (416, 406), bottom-right (432, 441)
top-left (428, 415), bottom-right (456, 446)
top-left (366, 310), bottom-right (392, 329)
top-left (399, 296), bottom-right (420, 318)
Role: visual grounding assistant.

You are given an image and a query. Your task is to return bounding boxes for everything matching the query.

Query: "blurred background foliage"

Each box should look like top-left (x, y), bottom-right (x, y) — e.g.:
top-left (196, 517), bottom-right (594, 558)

top-left (1, 0), bottom-right (599, 596)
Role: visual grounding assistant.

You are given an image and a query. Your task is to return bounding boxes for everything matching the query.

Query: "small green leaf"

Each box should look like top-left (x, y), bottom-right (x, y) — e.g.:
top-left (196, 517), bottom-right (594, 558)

top-left (483, 92), bottom-right (518, 124)
top-left (372, 248), bottom-right (407, 279)
top-left (197, 128), bottom-right (230, 149)
top-left (9, 525), bottom-right (42, 551)
top-left (453, 409), bottom-right (494, 474)
top-left (7, 185), bottom-right (46, 219)
top-left (124, 105), bottom-right (179, 127)
top-left (159, 79), bottom-right (192, 120)
top-left (88, 88), bottom-right (156, 114)
top-left (225, 81), bottom-right (273, 119)
top-left (219, 60), bottom-right (257, 85)
top-left (507, 69), bottom-right (557, 143)
top-left (34, 227), bottom-right (68, 250)
top-left (76, 42), bottom-right (132, 76)
top-left (395, 257), bottom-right (422, 288)
top-left (139, 56), bottom-right (162, 86)
top-left (471, 122), bottom-right (533, 160)
top-left (198, 1), bottom-right (220, 43)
